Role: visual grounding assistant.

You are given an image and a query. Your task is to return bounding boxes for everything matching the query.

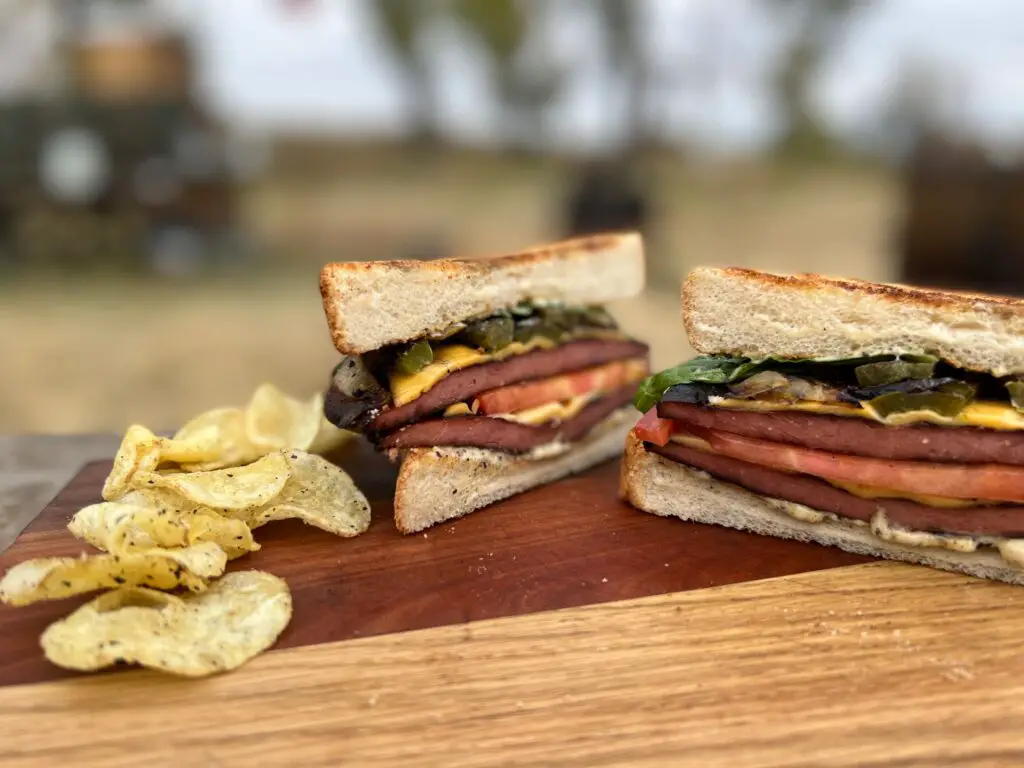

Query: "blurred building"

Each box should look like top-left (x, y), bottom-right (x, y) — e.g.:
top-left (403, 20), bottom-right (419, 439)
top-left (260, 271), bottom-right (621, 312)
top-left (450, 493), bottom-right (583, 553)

top-left (899, 132), bottom-right (1024, 296)
top-left (0, 0), bottom-right (243, 275)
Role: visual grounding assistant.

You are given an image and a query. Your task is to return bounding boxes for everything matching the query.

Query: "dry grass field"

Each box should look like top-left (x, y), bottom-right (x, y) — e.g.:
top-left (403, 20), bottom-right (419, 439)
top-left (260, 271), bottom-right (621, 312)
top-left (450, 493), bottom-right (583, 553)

top-left (0, 152), bottom-right (899, 435)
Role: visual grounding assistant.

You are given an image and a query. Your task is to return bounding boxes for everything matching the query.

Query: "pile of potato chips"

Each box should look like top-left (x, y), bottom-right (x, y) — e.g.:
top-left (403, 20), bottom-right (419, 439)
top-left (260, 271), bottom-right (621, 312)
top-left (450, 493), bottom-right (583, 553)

top-left (0, 384), bottom-right (370, 678)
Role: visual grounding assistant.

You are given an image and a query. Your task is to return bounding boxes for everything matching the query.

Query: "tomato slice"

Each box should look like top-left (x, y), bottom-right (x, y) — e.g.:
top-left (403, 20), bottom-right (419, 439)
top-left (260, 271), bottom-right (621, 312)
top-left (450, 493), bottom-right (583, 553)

top-left (634, 408), bottom-right (673, 447)
top-left (475, 358), bottom-right (647, 415)
top-left (702, 428), bottom-right (1024, 503)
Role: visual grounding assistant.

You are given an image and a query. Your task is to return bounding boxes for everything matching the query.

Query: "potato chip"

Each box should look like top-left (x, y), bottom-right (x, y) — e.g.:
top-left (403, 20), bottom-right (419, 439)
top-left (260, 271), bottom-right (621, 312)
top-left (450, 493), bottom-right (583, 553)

top-left (126, 384), bottom-right (357, 474)
top-left (239, 451), bottom-right (371, 538)
top-left (103, 424), bottom-right (223, 501)
top-left (0, 542), bottom-right (227, 606)
top-left (69, 492), bottom-right (259, 560)
top-left (40, 570), bottom-right (292, 677)
top-left (245, 383), bottom-right (322, 453)
top-left (175, 407), bottom-right (264, 472)
top-left (102, 425), bottom-right (163, 501)
top-left (132, 452), bottom-right (291, 510)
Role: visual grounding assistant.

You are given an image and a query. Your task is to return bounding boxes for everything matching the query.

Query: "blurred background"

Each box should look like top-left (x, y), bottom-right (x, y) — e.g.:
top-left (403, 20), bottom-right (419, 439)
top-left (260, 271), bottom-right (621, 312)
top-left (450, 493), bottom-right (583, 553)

top-left (1, 0), bottom-right (1023, 435)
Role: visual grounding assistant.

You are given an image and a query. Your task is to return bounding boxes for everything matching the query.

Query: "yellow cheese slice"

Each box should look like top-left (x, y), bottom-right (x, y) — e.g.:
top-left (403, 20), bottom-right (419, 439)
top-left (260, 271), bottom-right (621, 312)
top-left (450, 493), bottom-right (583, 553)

top-left (443, 402), bottom-right (474, 417)
top-left (826, 480), bottom-right (994, 509)
top-left (493, 392), bottom-right (598, 426)
top-left (443, 393), bottom-right (599, 426)
top-left (390, 339), bottom-right (556, 407)
top-left (709, 397), bottom-right (1024, 432)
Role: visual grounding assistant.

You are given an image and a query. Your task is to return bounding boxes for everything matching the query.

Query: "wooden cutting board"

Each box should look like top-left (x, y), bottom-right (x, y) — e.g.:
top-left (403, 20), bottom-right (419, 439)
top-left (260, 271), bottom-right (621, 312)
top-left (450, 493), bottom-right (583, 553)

top-left (0, 441), bottom-right (870, 687)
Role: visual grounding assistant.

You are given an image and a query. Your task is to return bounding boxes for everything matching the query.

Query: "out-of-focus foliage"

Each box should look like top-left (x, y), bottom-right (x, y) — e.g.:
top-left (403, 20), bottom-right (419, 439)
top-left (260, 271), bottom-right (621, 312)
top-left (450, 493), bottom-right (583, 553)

top-left (373, 0), bottom-right (438, 142)
top-left (595, 0), bottom-right (645, 149)
top-left (767, 0), bottom-right (859, 158)
top-left (451, 0), bottom-right (525, 65)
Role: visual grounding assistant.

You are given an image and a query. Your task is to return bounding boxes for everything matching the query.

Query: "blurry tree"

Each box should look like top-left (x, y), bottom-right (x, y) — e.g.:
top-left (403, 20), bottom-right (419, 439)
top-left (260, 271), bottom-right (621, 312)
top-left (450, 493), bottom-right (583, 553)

top-left (451, 0), bottom-right (566, 152)
top-left (372, 0), bottom-right (438, 144)
top-left (593, 0), bottom-right (647, 151)
top-left (768, 0), bottom-right (859, 159)
top-left (875, 56), bottom-right (954, 163)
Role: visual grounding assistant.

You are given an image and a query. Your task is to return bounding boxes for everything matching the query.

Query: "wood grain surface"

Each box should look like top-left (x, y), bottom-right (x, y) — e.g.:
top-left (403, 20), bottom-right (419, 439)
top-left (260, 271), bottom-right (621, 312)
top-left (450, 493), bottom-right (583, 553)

top-left (0, 441), bottom-right (871, 687)
top-left (1, 562), bottom-right (1021, 768)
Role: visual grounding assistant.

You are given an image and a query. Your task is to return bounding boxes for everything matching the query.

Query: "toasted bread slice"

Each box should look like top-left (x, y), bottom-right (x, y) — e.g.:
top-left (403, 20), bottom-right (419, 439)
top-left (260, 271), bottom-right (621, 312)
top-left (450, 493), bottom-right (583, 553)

top-left (320, 232), bottom-right (645, 355)
top-left (684, 267), bottom-right (1024, 376)
top-left (619, 431), bottom-right (1024, 586)
top-left (392, 408), bottom-right (636, 534)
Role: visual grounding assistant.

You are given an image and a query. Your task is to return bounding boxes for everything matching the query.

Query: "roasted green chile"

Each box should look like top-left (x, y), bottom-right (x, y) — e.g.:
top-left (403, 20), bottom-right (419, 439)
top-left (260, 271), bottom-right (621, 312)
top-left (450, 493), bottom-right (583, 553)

top-left (1007, 381), bottom-right (1024, 412)
top-left (390, 301), bottom-right (620, 372)
top-left (863, 382), bottom-right (976, 420)
top-left (854, 359), bottom-right (937, 388)
top-left (577, 306), bottom-right (617, 328)
top-left (513, 315), bottom-right (563, 343)
top-left (461, 315), bottom-right (514, 352)
top-left (394, 340), bottom-right (434, 375)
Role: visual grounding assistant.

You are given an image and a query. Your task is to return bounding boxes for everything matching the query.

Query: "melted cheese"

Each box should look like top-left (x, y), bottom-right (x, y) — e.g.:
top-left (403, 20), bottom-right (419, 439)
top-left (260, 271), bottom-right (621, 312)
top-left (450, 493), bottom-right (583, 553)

top-left (708, 397), bottom-right (1024, 432)
top-left (390, 339), bottom-right (557, 406)
top-left (826, 480), bottom-right (993, 509)
top-left (442, 392), bottom-right (598, 426)
top-left (494, 392), bottom-right (598, 425)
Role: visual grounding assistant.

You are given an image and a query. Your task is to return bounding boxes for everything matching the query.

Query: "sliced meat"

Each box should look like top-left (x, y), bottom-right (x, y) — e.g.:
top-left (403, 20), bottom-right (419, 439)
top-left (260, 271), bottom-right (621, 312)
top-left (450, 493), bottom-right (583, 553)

top-left (475, 358), bottom-right (647, 415)
top-left (369, 338), bottom-right (648, 433)
top-left (659, 401), bottom-right (1024, 466)
top-left (687, 426), bottom-right (1024, 502)
top-left (380, 384), bottom-right (637, 453)
top-left (649, 441), bottom-right (1024, 537)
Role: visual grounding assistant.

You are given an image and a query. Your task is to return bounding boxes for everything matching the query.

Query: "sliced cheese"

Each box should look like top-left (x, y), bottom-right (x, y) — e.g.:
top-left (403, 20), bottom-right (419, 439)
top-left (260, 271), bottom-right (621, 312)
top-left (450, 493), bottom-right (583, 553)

top-left (442, 392), bottom-right (598, 425)
top-left (390, 339), bottom-right (556, 406)
top-left (708, 396), bottom-right (1024, 432)
top-left (494, 392), bottom-right (598, 426)
top-left (826, 480), bottom-right (995, 509)
top-left (443, 402), bottom-right (474, 417)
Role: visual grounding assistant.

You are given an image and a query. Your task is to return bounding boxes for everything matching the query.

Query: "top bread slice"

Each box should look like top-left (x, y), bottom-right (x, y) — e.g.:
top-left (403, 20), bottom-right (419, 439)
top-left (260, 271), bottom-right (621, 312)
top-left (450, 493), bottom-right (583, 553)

top-left (320, 232), bottom-right (645, 355)
top-left (683, 266), bottom-right (1024, 377)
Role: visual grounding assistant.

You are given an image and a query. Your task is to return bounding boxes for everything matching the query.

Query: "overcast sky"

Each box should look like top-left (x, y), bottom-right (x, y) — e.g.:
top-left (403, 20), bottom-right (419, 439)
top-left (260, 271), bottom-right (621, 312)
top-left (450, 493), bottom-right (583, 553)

top-left (145, 0), bottom-right (1024, 157)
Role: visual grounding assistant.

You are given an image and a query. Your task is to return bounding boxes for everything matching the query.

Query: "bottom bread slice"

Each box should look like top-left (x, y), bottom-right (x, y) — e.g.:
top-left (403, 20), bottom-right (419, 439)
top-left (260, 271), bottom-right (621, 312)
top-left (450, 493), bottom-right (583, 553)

top-left (393, 408), bottom-right (636, 534)
top-left (620, 432), bottom-right (1024, 586)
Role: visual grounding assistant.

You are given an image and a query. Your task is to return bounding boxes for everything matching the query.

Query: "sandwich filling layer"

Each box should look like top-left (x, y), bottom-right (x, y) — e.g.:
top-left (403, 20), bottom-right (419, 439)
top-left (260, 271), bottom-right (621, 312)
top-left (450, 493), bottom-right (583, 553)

top-left (633, 352), bottom-right (1024, 557)
top-left (325, 300), bottom-right (650, 456)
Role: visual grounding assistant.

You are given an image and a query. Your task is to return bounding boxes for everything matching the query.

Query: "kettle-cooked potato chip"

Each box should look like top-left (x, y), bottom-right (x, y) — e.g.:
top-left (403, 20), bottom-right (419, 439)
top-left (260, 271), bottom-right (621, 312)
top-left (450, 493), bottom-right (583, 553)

top-left (0, 542), bottom-right (227, 606)
top-left (238, 451), bottom-right (371, 538)
top-left (69, 493), bottom-right (259, 560)
top-left (175, 407), bottom-right (264, 472)
top-left (41, 570), bottom-right (292, 677)
top-left (132, 452), bottom-right (291, 510)
top-left (103, 425), bottom-right (224, 501)
top-left (102, 425), bottom-right (163, 501)
top-left (110, 384), bottom-right (356, 475)
top-left (245, 383), bottom-right (323, 453)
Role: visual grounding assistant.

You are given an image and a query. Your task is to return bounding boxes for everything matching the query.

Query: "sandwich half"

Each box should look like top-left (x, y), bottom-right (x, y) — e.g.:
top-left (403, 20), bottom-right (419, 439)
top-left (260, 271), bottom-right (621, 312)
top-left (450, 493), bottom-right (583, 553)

top-left (622, 266), bottom-right (1024, 585)
top-left (320, 232), bottom-right (649, 533)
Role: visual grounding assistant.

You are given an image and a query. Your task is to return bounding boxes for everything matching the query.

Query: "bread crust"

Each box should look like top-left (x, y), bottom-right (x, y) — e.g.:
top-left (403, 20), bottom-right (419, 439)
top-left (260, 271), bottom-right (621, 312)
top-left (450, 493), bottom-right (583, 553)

top-left (320, 232), bottom-right (644, 355)
top-left (392, 408), bottom-right (637, 534)
top-left (620, 432), bottom-right (1024, 586)
top-left (682, 266), bottom-right (1024, 376)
